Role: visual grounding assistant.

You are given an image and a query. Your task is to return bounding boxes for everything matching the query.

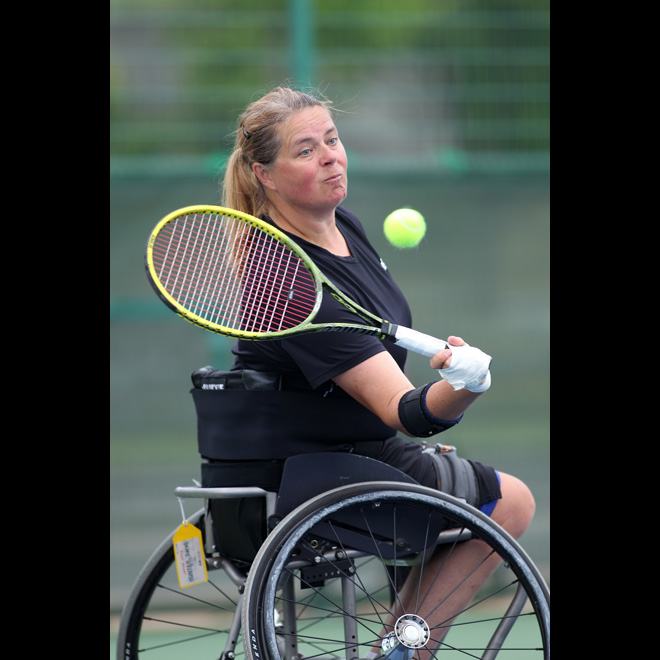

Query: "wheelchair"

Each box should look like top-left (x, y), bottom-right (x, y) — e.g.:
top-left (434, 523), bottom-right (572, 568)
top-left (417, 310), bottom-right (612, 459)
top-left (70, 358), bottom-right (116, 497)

top-left (116, 448), bottom-right (549, 659)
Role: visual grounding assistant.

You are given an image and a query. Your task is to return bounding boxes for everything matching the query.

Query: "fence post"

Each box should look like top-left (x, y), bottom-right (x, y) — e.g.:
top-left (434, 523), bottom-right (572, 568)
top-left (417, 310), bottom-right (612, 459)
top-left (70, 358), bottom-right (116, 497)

top-left (289, 0), bottom-right (315, 87)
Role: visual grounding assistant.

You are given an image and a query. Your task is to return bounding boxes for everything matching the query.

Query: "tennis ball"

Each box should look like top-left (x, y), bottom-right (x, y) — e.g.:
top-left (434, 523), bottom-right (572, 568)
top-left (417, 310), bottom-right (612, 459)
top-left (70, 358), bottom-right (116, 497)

top-left (383, 208), bottom-right (426, 248)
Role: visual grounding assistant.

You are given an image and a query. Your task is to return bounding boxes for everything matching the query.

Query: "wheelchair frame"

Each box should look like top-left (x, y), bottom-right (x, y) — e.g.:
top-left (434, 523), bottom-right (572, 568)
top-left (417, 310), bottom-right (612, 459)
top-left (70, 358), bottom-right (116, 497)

top-left (116, 452), bottom-right (549, 660)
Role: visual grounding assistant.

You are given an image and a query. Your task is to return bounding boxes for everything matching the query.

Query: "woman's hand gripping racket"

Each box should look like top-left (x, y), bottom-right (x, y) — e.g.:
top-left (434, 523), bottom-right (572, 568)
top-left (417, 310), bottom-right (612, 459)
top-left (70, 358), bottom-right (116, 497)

top-left (145, 205), bottom-right (490, 390)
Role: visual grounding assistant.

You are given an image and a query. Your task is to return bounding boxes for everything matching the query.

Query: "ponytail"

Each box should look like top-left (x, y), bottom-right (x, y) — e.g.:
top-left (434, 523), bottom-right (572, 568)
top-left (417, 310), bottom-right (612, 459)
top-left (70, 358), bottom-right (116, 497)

top-left (222, 149), bottom-right (267, 218)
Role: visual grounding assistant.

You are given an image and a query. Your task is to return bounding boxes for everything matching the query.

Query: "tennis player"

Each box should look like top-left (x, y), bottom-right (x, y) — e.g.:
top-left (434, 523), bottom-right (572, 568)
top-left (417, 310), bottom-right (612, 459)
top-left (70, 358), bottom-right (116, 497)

top-left (215, 86), bottom-right (535, 651)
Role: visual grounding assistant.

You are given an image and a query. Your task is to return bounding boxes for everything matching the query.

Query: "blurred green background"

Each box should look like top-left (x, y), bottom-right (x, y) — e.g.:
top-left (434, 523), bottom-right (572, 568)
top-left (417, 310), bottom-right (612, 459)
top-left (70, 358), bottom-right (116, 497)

top-left (110, 0), bottom-right (550, 635)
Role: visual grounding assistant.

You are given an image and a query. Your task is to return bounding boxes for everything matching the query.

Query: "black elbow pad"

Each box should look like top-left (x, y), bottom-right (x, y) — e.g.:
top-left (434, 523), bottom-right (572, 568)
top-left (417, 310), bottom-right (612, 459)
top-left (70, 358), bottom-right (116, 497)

top-left (398, 383), bottom-right (462, 437)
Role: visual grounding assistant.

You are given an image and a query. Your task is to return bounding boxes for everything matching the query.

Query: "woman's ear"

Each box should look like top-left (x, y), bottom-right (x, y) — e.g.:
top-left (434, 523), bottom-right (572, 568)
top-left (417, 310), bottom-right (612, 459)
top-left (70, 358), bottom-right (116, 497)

top-left (252, 163), bottom-right (275, 190)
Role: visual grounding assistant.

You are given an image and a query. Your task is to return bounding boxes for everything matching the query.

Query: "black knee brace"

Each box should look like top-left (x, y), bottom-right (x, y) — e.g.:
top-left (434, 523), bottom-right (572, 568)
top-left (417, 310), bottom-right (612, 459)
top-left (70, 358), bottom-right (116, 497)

top-left (423, 444), bottom-right (480, 507)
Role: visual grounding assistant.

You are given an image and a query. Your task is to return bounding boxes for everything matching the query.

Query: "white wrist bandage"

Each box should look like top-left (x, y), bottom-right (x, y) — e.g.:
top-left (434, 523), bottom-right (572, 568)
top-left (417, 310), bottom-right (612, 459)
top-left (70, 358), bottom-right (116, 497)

top-left (437, 343), bottom-right (492, 391)
top-left (467, 369), bottom-right (491, 393)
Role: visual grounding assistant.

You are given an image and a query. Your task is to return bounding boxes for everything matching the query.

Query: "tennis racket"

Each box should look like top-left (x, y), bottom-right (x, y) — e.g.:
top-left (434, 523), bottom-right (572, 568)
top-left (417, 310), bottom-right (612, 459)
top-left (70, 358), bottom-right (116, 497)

top-left (145, 205), bottom-right (449, 358)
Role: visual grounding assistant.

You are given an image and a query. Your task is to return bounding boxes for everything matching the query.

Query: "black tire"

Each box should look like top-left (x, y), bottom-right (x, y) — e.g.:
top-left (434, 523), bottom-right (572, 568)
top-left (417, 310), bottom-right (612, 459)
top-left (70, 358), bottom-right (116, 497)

top-left (243, 482), bottom-right (549, 660)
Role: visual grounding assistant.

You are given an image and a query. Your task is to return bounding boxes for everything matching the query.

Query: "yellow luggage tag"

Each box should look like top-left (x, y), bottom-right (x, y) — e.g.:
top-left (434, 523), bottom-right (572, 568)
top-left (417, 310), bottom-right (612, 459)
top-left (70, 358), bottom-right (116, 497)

top-left (173, 499), bottom-right (208, 588)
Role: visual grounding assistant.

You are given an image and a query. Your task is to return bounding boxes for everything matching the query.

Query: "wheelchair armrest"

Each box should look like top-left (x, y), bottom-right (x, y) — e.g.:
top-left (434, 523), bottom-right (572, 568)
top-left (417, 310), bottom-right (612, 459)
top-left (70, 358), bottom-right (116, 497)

top-left (174, 486), bottom-right (272, 499)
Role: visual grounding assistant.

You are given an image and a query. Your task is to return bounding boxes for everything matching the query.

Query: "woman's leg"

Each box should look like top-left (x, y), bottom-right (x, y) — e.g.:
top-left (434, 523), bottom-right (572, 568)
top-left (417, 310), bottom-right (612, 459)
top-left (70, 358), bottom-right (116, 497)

top-left (373, 472), bottom-right (536, 659)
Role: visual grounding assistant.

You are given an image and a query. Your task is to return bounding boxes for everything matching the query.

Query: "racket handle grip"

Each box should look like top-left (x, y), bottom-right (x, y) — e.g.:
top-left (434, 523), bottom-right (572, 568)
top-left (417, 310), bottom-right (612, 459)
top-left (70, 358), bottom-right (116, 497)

top-left (391, 325), bottom-right (448, 358)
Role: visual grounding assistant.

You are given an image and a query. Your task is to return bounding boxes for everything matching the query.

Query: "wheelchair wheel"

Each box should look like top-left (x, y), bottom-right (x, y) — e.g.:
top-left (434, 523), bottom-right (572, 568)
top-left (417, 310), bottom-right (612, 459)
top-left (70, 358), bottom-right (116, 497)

top-left (116, 508), bottom-right (249, 660)
top-left (242, 481), bottom-right (549, 660)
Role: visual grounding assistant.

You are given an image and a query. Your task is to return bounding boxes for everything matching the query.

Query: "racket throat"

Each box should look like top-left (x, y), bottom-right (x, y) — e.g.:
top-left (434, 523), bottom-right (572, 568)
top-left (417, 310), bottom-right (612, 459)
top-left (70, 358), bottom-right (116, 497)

top-left (380, 321), bottom-right (399, 342)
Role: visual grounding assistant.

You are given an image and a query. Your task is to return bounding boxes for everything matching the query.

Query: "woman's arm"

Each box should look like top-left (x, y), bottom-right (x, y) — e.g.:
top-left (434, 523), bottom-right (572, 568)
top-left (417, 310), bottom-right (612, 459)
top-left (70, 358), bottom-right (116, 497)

top-left (332, 336), bottom-right (486, 437)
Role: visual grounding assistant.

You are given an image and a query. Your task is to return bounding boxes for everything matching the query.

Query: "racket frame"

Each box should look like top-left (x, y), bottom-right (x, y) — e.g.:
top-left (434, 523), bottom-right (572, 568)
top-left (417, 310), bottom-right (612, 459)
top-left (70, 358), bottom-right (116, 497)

top-left (145, 205), bottom-right (399, 343)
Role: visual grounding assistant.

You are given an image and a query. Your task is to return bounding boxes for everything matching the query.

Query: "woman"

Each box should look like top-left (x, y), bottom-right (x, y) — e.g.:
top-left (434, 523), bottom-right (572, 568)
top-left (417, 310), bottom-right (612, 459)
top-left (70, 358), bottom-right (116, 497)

top-left (220, 86), bottom-right (535, 652)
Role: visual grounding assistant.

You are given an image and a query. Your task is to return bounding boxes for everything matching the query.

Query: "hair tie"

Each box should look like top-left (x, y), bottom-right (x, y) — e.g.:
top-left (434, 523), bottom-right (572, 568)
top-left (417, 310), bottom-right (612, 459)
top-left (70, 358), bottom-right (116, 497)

top-left (242, 124), bottom-right (253, 140)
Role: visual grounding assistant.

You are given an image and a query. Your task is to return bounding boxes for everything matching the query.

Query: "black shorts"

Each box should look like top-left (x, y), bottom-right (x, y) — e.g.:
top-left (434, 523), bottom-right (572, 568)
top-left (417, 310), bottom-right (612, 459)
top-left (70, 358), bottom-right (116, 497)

top-left (352, 436), bottom-right (502, 514)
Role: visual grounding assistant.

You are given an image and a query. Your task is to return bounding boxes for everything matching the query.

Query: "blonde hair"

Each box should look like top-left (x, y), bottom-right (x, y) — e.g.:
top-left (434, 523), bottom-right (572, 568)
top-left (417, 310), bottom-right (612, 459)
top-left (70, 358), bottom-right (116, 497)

top-left (221, 87), bottom-right (333, 218)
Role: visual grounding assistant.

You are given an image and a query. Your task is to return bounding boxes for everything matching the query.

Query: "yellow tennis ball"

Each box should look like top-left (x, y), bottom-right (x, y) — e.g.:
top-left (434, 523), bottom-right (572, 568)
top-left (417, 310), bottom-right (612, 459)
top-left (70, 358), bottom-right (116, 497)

top-left (383, 208), bottom-right (426, 248)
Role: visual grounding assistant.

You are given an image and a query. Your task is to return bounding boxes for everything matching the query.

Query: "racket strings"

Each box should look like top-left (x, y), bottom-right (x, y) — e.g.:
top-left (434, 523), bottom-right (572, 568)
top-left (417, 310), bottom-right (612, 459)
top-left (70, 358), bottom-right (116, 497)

top-left (151, 211), bottom-right (318, 332)
top-left (240, 234), bottom-right (316, 332)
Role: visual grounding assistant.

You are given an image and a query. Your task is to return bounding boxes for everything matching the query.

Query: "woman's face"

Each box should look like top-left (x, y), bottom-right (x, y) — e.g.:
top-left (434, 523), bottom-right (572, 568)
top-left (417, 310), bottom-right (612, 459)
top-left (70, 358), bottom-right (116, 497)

top-left (256, 105), bottom-right (348, 216)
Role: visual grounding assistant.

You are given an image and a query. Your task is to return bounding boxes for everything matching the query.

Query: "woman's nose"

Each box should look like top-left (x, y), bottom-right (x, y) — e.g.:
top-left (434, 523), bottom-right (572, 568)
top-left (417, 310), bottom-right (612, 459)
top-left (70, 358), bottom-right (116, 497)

top-left (320, 144), bottom-right (337, 164)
